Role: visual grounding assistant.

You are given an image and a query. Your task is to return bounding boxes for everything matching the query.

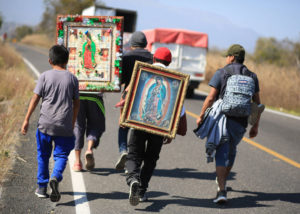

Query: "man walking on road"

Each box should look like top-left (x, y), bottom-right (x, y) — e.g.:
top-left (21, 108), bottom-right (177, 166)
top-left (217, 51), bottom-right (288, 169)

top-left (196, 44), bottom-right (262, 203)
top-left (115, 31), bottom-right (153, 171)
top-left (125, 47), bottom-right (187, 206)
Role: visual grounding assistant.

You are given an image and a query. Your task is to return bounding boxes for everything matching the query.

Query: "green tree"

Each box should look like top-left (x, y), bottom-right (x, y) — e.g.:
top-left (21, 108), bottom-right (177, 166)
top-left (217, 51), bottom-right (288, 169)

top-left (253, 37), bottom-right (281, 65)
top-left (38, 0), bottom-right (104, 37)
top-left (15, 25), bottom-right (33, 41)
top-left (293, 40), bottom-right (300, 69)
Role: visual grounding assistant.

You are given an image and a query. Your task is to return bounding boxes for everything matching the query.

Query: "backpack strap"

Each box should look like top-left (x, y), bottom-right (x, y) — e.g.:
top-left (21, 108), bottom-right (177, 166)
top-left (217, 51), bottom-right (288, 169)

top-left (220, 66), bottom-right (234, 98)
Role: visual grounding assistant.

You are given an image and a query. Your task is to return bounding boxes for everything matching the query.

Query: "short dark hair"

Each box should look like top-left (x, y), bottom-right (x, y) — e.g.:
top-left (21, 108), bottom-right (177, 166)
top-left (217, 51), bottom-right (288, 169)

top-left (154, 58), bottom-right (171, 66)
top-left (49, 45), bottom-right (69, 66)
top-left (233, 56), bottom-right (244, 64)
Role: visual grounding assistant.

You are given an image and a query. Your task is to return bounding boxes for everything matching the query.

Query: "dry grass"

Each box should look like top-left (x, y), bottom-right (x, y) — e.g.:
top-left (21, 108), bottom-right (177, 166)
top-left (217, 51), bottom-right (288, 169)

top-left (20, 34), bottom-right (54, 49)
top-left (202, 53), bottom-right (300, 114)
top-left (0, 43), bottom-right (35, 182)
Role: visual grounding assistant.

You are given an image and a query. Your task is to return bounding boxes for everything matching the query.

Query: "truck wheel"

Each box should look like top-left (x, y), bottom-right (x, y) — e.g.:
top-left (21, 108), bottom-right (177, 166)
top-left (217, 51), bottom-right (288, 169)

top-left (186, 87), bottom-right (194, 98)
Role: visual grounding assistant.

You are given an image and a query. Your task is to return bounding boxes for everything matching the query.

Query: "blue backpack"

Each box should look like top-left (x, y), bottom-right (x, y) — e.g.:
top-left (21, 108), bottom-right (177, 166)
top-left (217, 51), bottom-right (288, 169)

top-left (221, 66), bottom-right (255, 117)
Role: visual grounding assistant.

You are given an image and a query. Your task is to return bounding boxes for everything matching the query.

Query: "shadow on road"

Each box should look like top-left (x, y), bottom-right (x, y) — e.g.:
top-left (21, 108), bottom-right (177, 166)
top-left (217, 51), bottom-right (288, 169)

top-left (136, 188), bottom-right (300, 212)
top-left (57, 191), bottom-right (128, 207)
top-left (56, 188), bottom-right (300, 211)
top-left (153, 168), bottom-right (236, 181)
top-left (89, 167), bottom-right (121, 176)
top-left (227, 188), bottom-right (300, 207)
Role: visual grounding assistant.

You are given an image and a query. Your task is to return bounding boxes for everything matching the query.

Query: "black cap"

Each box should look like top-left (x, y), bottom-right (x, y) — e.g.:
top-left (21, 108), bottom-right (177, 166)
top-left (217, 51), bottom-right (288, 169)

top-left (130, 31), bottom-right (147, 48)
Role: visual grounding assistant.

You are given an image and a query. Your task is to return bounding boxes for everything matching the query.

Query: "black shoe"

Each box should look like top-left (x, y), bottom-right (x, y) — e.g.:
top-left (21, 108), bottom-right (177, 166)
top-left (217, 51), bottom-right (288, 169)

top-left (139, 192), bottom-right (148, 202)
top-left (138, 188), bottom-right (148, 202)
top-left (129, 181), bottom-right (140, 206)
top-left (213, 190), bottom-right (227, 204)
top-left (35, 187), bottom-right (48, 198)
top-left (49, 177), bottom-right (61, 202)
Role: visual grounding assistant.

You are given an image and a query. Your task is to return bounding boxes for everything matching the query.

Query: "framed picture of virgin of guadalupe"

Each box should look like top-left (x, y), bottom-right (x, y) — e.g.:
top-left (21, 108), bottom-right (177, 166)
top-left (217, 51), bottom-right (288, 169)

top-left (56, 15), bottom-right (123, 93)
top-left (120, 61), bottom-right (190, 139)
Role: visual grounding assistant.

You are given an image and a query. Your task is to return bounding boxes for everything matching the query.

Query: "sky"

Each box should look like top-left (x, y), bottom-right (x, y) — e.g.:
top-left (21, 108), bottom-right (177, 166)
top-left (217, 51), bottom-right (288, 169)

top-left (0, 0), bottom-right (299, 52)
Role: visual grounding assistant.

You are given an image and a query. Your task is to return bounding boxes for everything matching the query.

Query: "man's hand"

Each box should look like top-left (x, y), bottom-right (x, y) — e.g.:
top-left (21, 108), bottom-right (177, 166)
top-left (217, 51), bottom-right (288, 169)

top-left (196, 116), bottom-right (204, 126)
top-left (249, 125), bottom-right (258, 138)
top-left (163, 137), bottom-right (172, 145)
top-left (21, 120), bottom-right (29, 135)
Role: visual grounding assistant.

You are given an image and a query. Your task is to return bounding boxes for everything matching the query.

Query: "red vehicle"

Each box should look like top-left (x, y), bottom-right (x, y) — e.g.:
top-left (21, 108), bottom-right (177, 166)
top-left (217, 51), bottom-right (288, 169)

top-left (143, 28), bottom-right (208, 97)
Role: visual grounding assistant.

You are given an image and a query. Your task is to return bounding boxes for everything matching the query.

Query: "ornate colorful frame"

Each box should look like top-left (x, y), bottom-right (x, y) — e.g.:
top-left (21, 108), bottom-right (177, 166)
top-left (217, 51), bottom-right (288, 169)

top-left (120, 61), bottom-right (190, 139)
top-left (56, 15), bottom-right (123, 93)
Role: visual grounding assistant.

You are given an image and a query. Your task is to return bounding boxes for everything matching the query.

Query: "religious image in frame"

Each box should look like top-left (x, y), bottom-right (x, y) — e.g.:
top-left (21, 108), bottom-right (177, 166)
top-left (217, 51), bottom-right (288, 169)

top-left (120, 61), bottom-right (190, 139)
top-left (56, 15), bottom-right (123, 92)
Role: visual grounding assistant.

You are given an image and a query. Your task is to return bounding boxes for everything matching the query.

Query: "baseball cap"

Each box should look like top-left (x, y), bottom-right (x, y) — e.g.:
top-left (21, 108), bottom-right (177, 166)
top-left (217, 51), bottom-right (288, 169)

top-left (224, 44), bottom-right (245, 59)
top-left (154, 47), bottom-right (172, 62)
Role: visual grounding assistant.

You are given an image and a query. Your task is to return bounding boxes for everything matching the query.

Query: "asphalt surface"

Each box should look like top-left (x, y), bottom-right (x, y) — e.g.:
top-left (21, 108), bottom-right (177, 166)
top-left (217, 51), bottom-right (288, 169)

top-left (1, 43), bottom-right (299, 214)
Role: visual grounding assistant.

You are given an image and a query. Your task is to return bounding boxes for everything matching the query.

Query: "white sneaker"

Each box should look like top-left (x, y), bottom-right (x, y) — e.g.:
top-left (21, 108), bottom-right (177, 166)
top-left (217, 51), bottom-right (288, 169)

top-left (213, 190), bottom-right (227, 203)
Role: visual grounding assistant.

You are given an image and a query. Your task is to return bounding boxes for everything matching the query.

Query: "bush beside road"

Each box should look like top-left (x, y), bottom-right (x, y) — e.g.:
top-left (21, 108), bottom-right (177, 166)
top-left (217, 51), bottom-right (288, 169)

top-left (0, 43), bottom-right (35, 183)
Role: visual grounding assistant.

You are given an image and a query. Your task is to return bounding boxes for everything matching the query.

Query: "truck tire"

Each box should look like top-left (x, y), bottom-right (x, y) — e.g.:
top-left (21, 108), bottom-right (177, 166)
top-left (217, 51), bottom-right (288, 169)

top-left (186, 86), bottom-right (194, 98)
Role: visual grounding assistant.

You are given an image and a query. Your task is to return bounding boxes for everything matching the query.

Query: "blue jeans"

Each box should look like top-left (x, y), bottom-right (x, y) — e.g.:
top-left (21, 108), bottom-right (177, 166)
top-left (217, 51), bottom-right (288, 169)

top-left (36, 129), bottom-right (75, 187)
top-left (215, 119), bottom-right (246, 167)
top-left (118, 127), bottom-right (129, 153)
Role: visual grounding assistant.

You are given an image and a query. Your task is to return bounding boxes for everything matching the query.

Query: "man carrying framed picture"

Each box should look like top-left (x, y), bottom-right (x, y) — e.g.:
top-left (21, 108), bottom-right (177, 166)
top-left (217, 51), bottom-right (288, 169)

top-left (125, 47), bottom-right (187, 206)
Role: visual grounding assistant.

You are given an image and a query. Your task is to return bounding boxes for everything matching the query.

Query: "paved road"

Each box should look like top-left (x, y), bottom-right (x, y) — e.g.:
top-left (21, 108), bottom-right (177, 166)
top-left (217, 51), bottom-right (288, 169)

top-left (1, 44), bottom-right (300, 214)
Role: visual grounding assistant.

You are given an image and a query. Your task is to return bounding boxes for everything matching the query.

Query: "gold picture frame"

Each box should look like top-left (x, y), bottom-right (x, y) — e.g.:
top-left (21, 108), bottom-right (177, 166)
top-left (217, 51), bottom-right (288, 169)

top-left (120, 61), bottom-right (189, 138)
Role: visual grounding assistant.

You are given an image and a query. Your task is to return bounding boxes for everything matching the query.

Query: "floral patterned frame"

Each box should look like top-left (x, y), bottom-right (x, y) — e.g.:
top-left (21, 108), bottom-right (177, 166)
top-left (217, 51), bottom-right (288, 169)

top-left (56, 15), bottom-right (123, 92)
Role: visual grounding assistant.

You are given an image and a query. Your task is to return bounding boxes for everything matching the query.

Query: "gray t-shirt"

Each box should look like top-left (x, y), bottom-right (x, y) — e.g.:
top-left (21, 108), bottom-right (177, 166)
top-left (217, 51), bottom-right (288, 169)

top-left (34, 69), bottom-right (79, 136)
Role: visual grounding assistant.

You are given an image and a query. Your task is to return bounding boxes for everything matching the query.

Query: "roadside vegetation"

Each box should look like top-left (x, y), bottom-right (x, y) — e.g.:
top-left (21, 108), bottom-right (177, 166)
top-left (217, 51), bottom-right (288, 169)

top-left (0, 43), bottom-right (35, 182)
top-left (20, 34), bottom-right (53, 49)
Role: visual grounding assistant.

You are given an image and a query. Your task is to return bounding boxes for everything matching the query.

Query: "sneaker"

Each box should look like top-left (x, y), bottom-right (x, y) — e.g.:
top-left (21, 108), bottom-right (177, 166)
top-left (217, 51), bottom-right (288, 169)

top-left (49, 177), bottom-right (61, 202)
top-left (213, 190), bottom-right (227, 204)
top-left (85, 151), bottom-right (95, 171)
top-left (124, 168), bottom-right (129, 174)
top-left (215, 177), bottom-right (227, 191)
top-left (115, 152), bottom-right (128, 170)
top-left (139, 190), bottom-right (148, 202)
top-left (35, 187), bottom-right (48, 198)
top-left (129, 181), bottom-right (140, 206)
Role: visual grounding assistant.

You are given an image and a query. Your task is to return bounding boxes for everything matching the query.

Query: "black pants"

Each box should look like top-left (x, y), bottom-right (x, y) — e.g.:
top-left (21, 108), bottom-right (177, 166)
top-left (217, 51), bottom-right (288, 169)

top-left (126, 129), bottom-right (164, 192)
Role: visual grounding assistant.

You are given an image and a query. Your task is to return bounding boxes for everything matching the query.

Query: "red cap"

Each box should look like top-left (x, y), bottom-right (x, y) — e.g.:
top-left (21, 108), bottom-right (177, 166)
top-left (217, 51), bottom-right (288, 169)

top-left (154, 47), bottom-right (172, 62)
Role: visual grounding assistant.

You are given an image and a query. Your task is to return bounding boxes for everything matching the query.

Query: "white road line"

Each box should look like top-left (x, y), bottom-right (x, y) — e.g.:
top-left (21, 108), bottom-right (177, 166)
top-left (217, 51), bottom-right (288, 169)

top-left (22, 56), bottom-right (90, 214)
top-left (22, 57), bottom-right (40, 78)
top-left (264, 108), bottom-right (300, 121)
top-left (69, 151), bottom-right (91, 214)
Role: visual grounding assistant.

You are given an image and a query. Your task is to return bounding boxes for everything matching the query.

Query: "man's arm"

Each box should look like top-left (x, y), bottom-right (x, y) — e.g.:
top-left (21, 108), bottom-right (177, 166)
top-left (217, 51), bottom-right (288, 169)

top-left (72, 98), bottom-right (80, 129)
top-left (196, 87), bottom-right (219, 125)
top-left (249, 92), bottom-right (261, 138)
top-left (21, 94), bottom-right (40, 135)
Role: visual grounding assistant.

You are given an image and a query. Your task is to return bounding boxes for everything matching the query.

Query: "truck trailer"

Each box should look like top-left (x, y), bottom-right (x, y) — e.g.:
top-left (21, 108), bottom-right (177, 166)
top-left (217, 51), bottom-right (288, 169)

top-left (143, 28), bottom-right (208, 97)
